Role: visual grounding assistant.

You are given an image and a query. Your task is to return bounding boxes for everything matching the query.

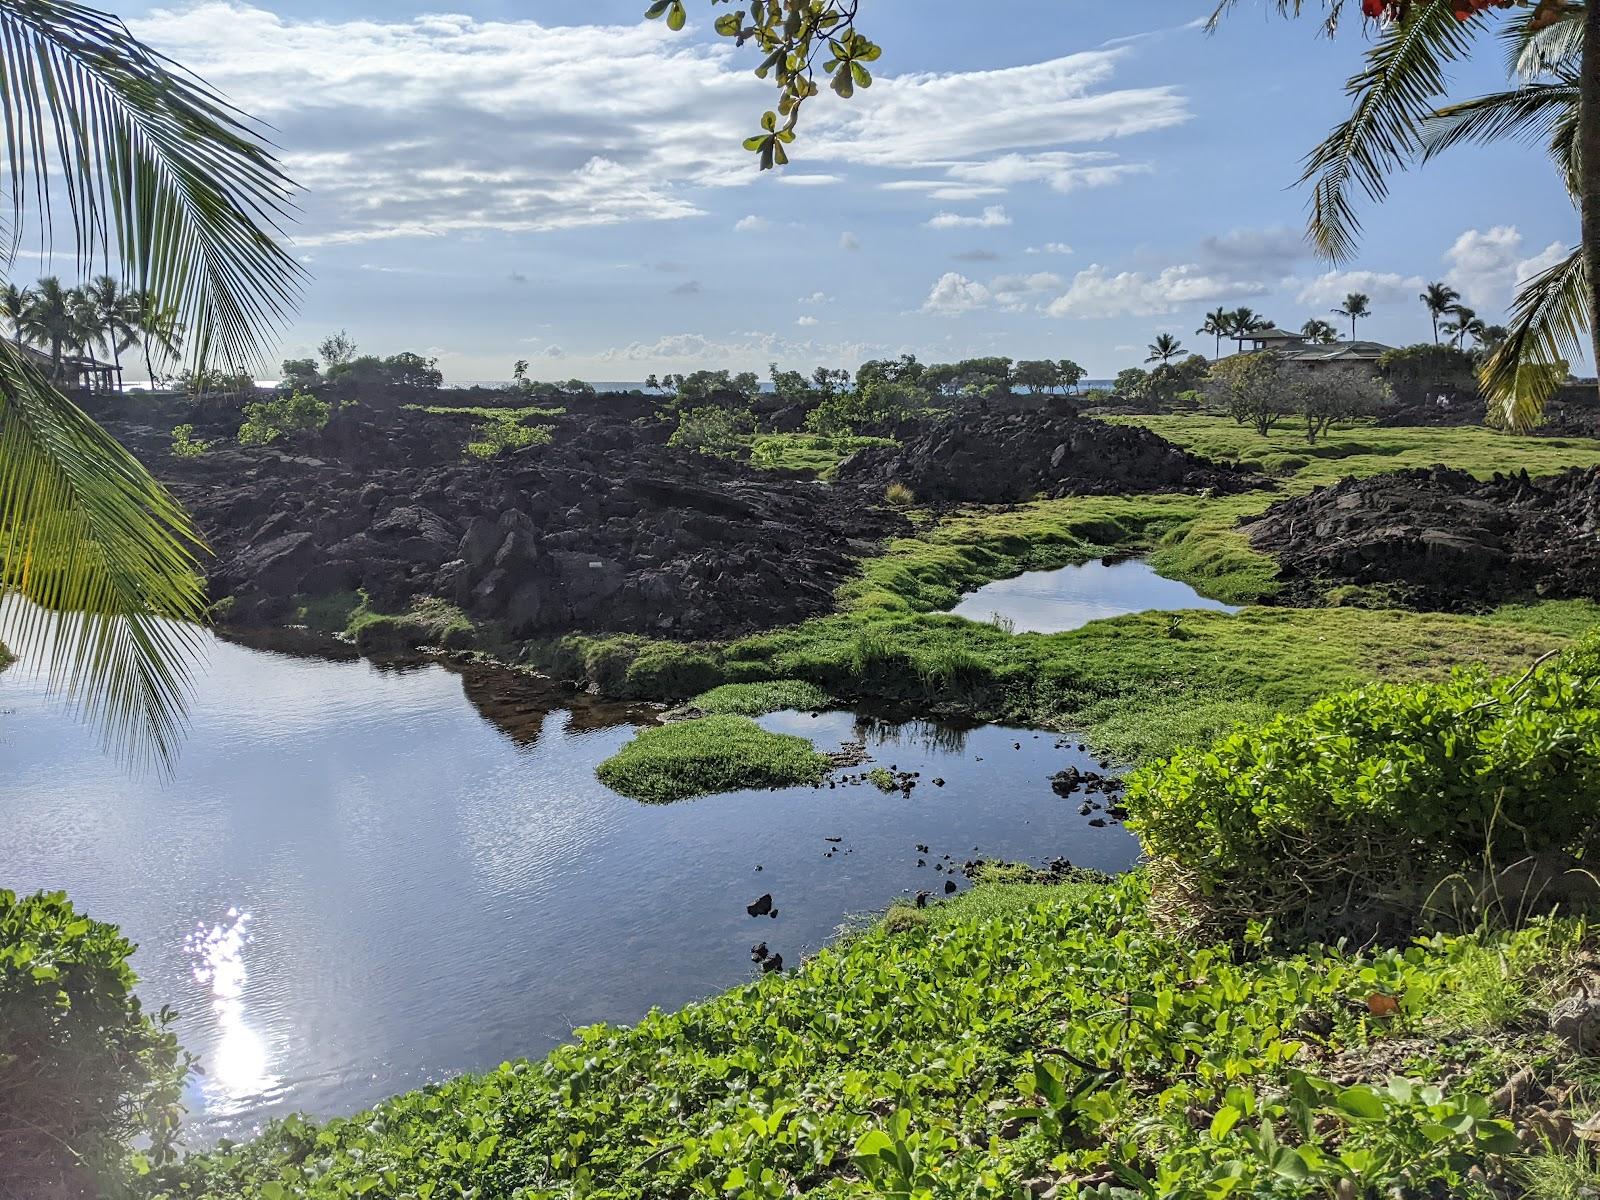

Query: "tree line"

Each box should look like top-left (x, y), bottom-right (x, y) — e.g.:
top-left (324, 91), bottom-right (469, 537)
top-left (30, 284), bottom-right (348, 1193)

top-left (1, 275), bottom-right (182, 389)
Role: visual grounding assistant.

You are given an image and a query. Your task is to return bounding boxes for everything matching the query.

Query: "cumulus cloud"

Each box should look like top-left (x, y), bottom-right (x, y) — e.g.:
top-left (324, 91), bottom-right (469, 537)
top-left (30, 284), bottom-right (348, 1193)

top-left (839, 232), bottom-right (861, 251)
top-left (1046, 264), bottom-right (1266, 319)
top-left (1027, 242), bottom-right (1074, 256)
top-left (990, 272), bottom-right (1064, 311)
top-left (1444, 225), bottom-right (1568, 310)
top-left (1294, 269), bottom-right (1426, 307)
top-left (927, 205), bottom-right (1012, 230)
top-left (734, 215), bottom-right (770, 233)
top-left (800, 291), bottom-right (832, 304)
top-left (796, 315), bottom-right (819, 326)
top-left (922, 272), bottom-right (993, 315)
top-left (131, 7), bottom-right (1187, 246)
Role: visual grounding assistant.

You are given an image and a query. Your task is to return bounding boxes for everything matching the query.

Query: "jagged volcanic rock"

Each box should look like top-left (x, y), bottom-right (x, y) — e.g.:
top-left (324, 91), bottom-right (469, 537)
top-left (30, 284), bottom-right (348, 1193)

top-left (1243, 464), bottom-right (1600, 609)
top-left (107, 406), bottom-right (909, 639)
top-left (836, 407), bottom-right (1263, 503)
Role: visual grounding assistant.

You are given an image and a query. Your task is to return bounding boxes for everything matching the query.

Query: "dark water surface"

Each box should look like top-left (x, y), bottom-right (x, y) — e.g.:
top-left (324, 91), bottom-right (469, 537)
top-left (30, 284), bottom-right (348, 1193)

top-left (951, 557), bottom-right (1239, 634)
top-left (1, 634), bottom-right (1135, 1142)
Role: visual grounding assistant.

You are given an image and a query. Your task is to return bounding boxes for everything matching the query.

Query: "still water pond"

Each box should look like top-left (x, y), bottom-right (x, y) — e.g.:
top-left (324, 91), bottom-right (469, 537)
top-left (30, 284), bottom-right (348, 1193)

top-left (951, 557), bottom-right (1239, 634)
top-left (0, 634), bottom-right (1136, 1141)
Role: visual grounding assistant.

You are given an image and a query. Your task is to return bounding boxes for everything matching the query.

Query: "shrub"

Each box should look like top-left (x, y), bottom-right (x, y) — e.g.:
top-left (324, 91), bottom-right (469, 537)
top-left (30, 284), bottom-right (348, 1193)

top-left (0, 891), bottom-right (189, 1199)
top-left (884, 481), bottom-right (915, 507)
top-left (237, 389), bottom-right (331, 445)
top-left (668, 405), bottom-right (754, 454)
top-left (169, 423), bottom-right (212, 459)
top-left (597, 715), bottom-right (829, 802)
top-left (465, 418), bottom-right (552, 460)
top-left (1127, 639), bottom-right (1600, 940)
top-left (348, 597), bottom-right (476, 652)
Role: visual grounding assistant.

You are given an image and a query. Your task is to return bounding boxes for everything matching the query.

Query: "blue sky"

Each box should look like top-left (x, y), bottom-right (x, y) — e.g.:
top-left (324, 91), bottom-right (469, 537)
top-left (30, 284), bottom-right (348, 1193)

top-left (113, 1), bottom-right (1579, 380)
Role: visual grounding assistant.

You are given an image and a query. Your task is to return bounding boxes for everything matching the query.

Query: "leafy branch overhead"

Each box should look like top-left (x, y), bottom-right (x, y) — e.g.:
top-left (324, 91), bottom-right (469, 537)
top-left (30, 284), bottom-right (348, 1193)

top-left (645, 1), bottom-right (879, 169)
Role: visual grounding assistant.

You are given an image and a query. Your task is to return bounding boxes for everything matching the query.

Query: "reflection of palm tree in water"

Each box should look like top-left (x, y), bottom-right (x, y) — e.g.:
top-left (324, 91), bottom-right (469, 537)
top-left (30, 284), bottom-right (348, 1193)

top-left (456, 663), bottom-right (648, 748)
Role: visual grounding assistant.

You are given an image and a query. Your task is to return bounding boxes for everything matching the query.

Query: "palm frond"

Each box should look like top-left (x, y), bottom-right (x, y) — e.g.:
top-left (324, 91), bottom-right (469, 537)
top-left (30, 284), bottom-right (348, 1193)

top-left (1479, 245), bottom-right (1588, 431)
top-left (1499, 1), bottom-right (1584, 78)
top-left (0, 0), bottom-right (303, 372)
top-left (1300, 1), bottom-right (1482, 262)
top-left (0, 337), bottom-right (206, 765)
top-left (1420, 79), bottom-right (1579, 160)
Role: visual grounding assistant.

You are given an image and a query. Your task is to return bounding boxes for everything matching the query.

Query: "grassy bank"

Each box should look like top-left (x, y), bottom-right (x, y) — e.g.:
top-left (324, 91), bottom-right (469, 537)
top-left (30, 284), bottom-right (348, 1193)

top-left (144, 875), bottom-right (1592, 1200)
top-left (538, 422), bottom-right (1600, 764)
top-left (596, 714), bottom-right (829, 802)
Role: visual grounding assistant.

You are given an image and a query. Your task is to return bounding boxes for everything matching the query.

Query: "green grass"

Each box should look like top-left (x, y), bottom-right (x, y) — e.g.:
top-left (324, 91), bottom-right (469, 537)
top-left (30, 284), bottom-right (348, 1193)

top-left (347, 597), bottom-right (476, 653)
top-left (746, 432), bottom-right (897, 478)
top-left (596, 714), bottom-right (829, 802)
top-left (144, 875), bottom-right (1582, 1200)
top-left (690, 679), bottom-right (831, 716)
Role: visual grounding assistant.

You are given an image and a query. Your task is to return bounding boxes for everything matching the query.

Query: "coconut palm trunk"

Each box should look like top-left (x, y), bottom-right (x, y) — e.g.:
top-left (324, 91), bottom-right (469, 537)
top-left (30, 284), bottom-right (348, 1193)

top-left (1583, 4), bottom-right (1600, 392)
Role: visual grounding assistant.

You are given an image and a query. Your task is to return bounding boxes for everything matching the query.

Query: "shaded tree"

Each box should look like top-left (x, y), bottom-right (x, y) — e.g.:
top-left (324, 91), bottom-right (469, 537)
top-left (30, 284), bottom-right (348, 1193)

top-left (1419, 281), bottom-right (1460, 344)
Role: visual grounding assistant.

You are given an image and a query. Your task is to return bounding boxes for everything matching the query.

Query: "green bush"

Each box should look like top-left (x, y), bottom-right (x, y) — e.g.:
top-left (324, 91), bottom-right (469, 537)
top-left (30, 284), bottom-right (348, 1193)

top-left (348, 597), bottom-right (476, 653)
top-left (169, 423), bottom-right (212, 459)
top-left (1, 891), bottom-right (189, 1199)
top-left (464, 417), bottom-right (552, 460)
top-left (237, 389), bottom-right (331, 446)
top-left (597, 715), bottom-right (828, 802)
top-left (1127, 639), bottom-right (1600, 939)
top-left (668, 405), bottom-right (754, 454)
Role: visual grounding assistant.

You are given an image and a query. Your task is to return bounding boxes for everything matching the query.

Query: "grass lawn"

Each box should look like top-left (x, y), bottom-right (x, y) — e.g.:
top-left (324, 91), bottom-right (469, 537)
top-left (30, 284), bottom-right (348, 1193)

top-left (596, 714), bottom-right (830, 802)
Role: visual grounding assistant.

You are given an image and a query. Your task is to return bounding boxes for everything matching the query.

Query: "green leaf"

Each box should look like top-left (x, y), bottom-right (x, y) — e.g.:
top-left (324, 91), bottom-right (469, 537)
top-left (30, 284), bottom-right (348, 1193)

top-left (1334, 1085), bottom-right (1387, 1120)
top-left (667, 1), bottom-right (686, 32)
top-left (645, 1), bottom-right (671, 17)
top-left (1209, 1104), bottom-right (1243, 1140)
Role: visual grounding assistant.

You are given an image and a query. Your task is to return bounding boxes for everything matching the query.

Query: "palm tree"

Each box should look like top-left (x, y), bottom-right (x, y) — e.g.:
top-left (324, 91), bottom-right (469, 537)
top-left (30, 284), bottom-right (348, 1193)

top-left (1145, 333), bottom-right (1184, 365)
top-left (1300, 318), bottom-right (1339, 344)
top-left (1419, 281), bottom-right (1460, 344)
top-left (0, 282), bottom-right (32, 338)
top-left (1331, 292), bottom-right (1370, 340)
top-left (17, 276), bottom-right (79, 381)
top-left (1196, 306), bottom-right (1231, 358)
top-left (84, 276), bottom-right (142, 393)
top-left (1227, 306), bottom-right (1269, 352)
top-left (1208, 1), bottom-right (1596, 430)
top-left (1441, 303), bottom-right (1479, 350)
top-left (0, 3), bottom-right (301, 762)
top-left (131, 290), bottom-right (186, 384)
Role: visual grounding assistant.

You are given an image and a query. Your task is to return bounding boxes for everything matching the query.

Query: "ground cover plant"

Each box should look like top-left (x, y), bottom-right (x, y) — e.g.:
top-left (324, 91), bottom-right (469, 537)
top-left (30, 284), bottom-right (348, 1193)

top-left (236, 391), bottom-right (332, 447)
top-left (690, 679), bottom-right (832, 716)
top-left (595, 714), bottom-right (829, 802)
top-left (747, 433), bottom-right (898, 478)
top-left (465, 417), bottom-right (553, 460)
top-left (1129, 636), bottom-right (1600, 940)
top-left (1, 890), bottom-right (189, 1200)
top-left (138, 874), bottom-right (1593, 1200)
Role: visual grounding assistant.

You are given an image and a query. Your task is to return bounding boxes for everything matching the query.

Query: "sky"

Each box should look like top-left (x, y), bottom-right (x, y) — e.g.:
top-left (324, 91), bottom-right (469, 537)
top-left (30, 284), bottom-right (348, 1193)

top-left (105, 0), bottom-right (1581, 381)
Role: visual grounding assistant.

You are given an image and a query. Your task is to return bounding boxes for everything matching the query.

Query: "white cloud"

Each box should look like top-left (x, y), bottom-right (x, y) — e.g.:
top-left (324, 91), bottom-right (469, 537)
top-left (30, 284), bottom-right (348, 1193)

top-left (839, 232), bottom-right (861, 251)
top-left (734, 215), bottom-right (770, 233)
top-left (880, 180), bottom-right (1006, 202)
top-left (922, 272), bottom-right (993, 315)
top-left (927, 205), bottom-right (1012, 230)
top-left (796, 315), bottom-right (819, 326)
top-left (943, 151), bottom-right (1148, 193)
top-left (990, 272), bottom-right (1064, 311)
top-left (1046, 264), bottom-right (1267, 319)
top-left (131, 7), bottom-right (1187, 246)
top-left (1444, 225), bottom-right (1569, 310)
top-left (1294, 269), bottom-right (1426, 308)
top-left (800, 291), bottom-right (831, 305)
top-left (1027, 242), bottom-right (1074, 256)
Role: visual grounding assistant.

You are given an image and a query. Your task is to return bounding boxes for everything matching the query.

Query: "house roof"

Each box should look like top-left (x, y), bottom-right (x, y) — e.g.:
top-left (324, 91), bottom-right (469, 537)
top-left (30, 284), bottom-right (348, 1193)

top-left (1245, 328), bottom-right (1305, 341)
top-left (1279, 339), bottom-right (1394, 362)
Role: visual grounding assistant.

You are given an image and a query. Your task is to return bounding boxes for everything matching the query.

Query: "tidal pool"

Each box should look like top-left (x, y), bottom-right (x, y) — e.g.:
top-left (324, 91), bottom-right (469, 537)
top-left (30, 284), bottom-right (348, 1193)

top-left (950, 557), bottom-right (1239, 634)
top-left (0, 633), bottom-right (1136, 1141)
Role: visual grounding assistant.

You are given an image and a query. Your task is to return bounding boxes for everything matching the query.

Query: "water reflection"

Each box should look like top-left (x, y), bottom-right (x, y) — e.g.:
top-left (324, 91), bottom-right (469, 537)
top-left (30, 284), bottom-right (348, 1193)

top-left (186, 909), bottom-right (278, 1111)
top-left (2, 630), bottom-right (1137, 1142)
top-left (950, 557), bottom-right (1239, 635)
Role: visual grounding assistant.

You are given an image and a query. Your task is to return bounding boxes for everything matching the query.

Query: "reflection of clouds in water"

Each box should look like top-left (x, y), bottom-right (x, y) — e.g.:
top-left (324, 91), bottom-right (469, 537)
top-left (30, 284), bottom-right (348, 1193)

top-left (186, 909), bottom-right (277, 1109)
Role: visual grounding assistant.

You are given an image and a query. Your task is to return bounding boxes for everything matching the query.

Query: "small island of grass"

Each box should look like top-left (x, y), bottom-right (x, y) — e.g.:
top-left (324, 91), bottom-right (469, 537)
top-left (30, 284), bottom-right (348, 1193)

top-left (597, 714), bottom-right (829, 802)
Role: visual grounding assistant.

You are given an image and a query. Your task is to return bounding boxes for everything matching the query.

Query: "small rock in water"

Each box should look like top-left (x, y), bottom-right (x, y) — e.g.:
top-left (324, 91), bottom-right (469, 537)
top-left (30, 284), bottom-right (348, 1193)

top-left (914, 890), bottom-right (931, 908)
top-left (750, 942), bottom-right (769, 963)
top-left (762, 953), bottom-right (783, 974)
top-left (825, 836), bottom-right (843, 843)
top-left (746, 893), bottom-right (774, 917)
top-left (1088, 818), bottom-right (1107, 828)
top-left (944, 880), bottom-right (958, 894)
top-left (932, 778), bottom-right (945, 787)
top-left (769, 908), bottom-right (779, 919)
top-left (755, 865), bottom-right (763, 871)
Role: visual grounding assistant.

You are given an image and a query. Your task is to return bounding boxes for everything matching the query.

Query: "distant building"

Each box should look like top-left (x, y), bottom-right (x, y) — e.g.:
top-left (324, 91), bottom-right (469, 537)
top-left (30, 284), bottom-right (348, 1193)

top-left (7, 339), bottom-right (118, 393)
top-left (1234, 328), bottom-right (1394, 382)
